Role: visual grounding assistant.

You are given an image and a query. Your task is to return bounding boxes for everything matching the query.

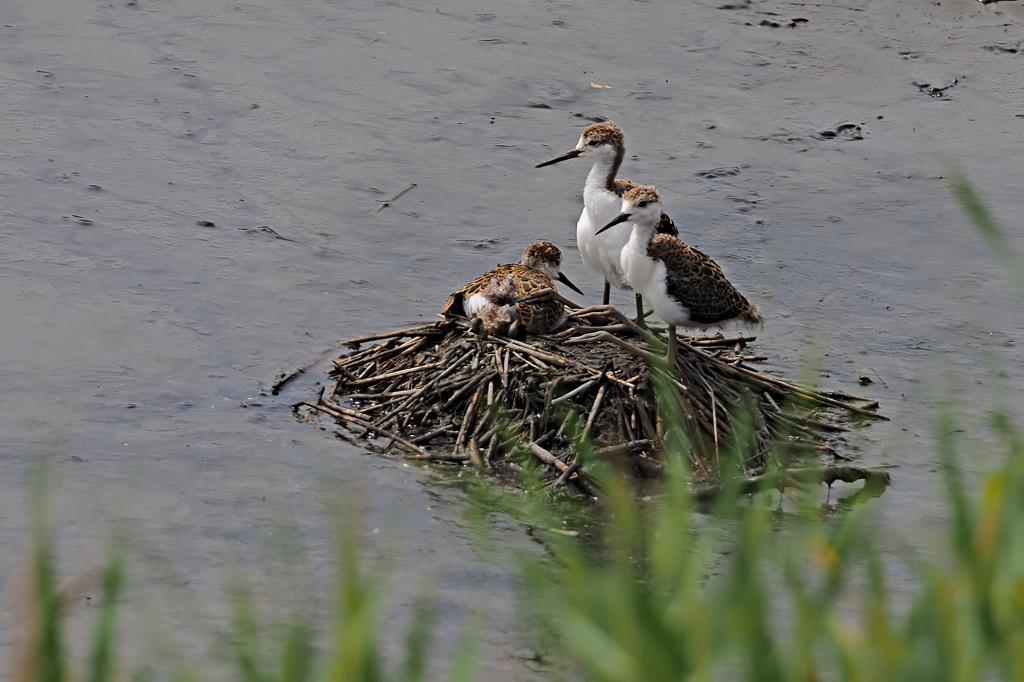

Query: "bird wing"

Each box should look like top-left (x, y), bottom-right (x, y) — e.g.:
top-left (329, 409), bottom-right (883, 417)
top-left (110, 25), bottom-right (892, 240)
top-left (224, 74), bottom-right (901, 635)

top-left (648, 235), bottom-right (760, 325)
top-left (655, 212), bottom-right (678, 237)
top-left (444, 264), bottom-right (519, 316)
top-left (444, 264), bottom-right (561, 333)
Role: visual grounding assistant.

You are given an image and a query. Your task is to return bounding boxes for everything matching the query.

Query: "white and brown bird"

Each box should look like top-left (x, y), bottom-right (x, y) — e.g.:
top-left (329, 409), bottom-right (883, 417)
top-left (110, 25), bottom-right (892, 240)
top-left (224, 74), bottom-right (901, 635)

top-left (596, 186), bottom-right (762, 361)
top-left (536, 122), bottom-right (677, 315)
top-left (443, 241), bottom-right (584, 337)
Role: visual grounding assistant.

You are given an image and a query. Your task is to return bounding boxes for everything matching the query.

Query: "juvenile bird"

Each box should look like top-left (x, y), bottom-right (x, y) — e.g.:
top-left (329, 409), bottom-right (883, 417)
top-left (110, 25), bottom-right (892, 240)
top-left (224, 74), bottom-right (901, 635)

top-left (444, 241), bottom-right (584, 337)
top-left (597, 186), bottom-right (761, 361)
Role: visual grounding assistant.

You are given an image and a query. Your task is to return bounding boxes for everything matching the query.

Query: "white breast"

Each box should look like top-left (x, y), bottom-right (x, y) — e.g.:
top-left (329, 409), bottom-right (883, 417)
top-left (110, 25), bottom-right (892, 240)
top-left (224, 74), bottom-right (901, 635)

top-left (577, 188), bottom-right (632, 290)
top-left (620, 232), bottom-right (691, 327)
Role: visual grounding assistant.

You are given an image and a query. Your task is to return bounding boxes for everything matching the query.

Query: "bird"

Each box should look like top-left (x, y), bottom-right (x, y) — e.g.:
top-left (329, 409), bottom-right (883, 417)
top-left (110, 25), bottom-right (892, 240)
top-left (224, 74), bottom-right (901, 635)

top-left (535, 122), bottom-right (678, 320)
top-left (596, 185), bottom-right (761, 362)
top-left (443, 241), bottom-right (585, 337)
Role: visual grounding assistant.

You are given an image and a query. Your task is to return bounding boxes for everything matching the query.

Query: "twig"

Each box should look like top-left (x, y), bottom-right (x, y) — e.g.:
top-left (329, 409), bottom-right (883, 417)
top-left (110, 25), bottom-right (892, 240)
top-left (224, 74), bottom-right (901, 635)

top-left (372, 183), bottom-right (417, 214)
top-left (343, 361), bottom-right (442, 387)
top-left (343, 322), bottom-right (443, 346)
top-left (296, 401), bottom-right (429, 457)
top-left (583, 384), bottom-right (607, 438)
top-left (272, 351), bottom-right (332, 395)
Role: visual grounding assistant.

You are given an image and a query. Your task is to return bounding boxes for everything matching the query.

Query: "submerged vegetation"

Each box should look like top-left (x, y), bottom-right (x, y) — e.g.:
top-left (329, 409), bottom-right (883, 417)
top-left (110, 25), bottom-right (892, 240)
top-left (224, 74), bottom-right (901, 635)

top-left (11, 174), bottom-right (1024, 680)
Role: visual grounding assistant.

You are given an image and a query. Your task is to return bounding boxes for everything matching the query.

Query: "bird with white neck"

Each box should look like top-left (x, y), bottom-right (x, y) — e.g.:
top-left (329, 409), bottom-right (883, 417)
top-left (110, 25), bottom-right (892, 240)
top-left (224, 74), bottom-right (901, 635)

top-left (536, 122), bottom-right (677, 320)
top-left (594, 185), bottom-right (762, 362)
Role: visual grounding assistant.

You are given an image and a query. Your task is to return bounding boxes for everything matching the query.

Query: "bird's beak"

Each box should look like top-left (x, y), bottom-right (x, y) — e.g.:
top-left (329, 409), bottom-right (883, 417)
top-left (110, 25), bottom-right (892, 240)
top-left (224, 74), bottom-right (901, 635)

top-left (596, 212), bottom-right (632, 235)
top-left (535, 149), bottom-right (583, 168)
top-left (557, 272), bottom-right (585, 296)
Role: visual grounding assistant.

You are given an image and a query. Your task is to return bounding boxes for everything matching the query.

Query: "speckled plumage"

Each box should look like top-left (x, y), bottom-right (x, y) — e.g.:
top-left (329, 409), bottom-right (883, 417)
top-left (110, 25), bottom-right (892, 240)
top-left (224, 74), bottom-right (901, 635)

top-left (612, 186), bottom-right (761, 331)
top-left (443, 242), bottom-right (571, 335)
top-left (648, 235), bottom-right (761, 325)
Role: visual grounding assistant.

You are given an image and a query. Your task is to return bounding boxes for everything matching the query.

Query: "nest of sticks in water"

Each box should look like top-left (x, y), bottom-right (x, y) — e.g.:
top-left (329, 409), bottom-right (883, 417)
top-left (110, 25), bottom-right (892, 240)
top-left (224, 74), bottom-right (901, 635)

top-left (290, 316), bottom-right (890, 501)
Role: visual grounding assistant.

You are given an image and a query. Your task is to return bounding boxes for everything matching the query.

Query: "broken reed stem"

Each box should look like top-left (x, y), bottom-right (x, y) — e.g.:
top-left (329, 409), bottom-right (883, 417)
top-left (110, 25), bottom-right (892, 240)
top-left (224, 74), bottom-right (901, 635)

top-left (295, 401), bottom-right (429, 457)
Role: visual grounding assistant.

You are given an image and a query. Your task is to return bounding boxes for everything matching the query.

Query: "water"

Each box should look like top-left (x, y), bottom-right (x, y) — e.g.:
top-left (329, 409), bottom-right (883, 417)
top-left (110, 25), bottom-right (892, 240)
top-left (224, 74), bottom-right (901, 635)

top-left (1, 0), bottom-right (1023, 675)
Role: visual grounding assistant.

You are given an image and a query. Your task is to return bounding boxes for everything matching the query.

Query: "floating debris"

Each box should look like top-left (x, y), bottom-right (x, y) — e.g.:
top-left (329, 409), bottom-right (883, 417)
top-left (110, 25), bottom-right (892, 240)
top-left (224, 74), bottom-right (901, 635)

top-left (816, 123), bottom-right (864, 141)
top-left (914, 79), bottom-right (958, 97)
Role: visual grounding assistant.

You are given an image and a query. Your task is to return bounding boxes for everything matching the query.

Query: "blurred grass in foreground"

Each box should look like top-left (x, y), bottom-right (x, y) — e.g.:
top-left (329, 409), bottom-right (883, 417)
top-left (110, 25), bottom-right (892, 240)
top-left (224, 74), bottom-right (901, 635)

top-left (12, 172), bottom-right (1024, 680)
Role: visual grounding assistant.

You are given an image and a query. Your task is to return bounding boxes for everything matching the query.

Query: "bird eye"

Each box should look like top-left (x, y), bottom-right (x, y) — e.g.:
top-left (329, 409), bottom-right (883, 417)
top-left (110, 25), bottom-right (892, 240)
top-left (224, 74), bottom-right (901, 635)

top-left (587, 140), bottom-right (600, 147)
top-left (637, 201), bottom-right (648, 208)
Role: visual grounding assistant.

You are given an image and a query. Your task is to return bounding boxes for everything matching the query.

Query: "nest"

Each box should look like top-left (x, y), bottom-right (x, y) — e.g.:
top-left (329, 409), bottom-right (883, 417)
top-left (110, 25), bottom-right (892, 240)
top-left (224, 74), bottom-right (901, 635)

top-left (289, 318), bottom-right (890, 501)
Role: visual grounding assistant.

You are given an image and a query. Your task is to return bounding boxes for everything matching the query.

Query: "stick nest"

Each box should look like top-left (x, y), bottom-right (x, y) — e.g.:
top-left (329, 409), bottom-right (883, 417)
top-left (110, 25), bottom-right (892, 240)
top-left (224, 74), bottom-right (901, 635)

top-left (292, 319), bottom-right (889, 500)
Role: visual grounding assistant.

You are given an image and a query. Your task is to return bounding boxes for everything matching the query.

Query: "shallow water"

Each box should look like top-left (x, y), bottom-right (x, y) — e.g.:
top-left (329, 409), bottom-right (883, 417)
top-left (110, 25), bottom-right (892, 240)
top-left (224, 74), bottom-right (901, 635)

top-left (1, 0), bottom-right (1023, 675)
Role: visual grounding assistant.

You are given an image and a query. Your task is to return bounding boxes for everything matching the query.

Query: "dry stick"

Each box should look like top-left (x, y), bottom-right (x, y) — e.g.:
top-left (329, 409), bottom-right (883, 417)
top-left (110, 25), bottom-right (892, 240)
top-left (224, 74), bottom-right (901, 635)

top-left (500, 337), bottom-right (636, 389)
top-left (530, 443), bottom-right (570, 472)
top-left (553, 462), bottom-right (580, 488)
top-left (308, 398), bottom-right (375, 422)
top-left (583, 384), bottom-right (608, 438)
top-left (669, 386), bottom-right (711, 476)
top-left (455, 383), bottom-right (487, 452)
top-left (530, 444), bottom-right (601, 498)
top-left (551, 379), bottom-right (597, 405)
top-left (689, 335), bottom-right (757, 347)
top-left (273, 351), bottom-right (333, 395)
top-left (405, 452), bottom-right (471, 462)
top-left (374, 349), bottom-right (476, 424)
top-left (332, 345), bottom-right (381, 369)
top-left (343, 321), bottom-right (441, 346)
top-left (372, 183), bottom-right (417, 214)
top-left (297, 401), bottom-right (430, 457)
top-left (618, 406), bottom-right (635, 443)
top-left (595, 440), bottom-right (653, 457)
top-left (356, 361), bottom-right (380, 381)
top-left (400, 335), bottom-right (431, 356)
top-left (344, 361), bottom-right (442, 388)
top-left (695, 373), bottom-right (721, 468)
top-left (410, 425), bottom-right (453, 444)
top-left (636, 399), bottom-right (658, 444)
top-left (468, 437), bottom-right (485, 467)
top-left (344, 388), bottom-right (420, 400)
top-left (443, 370), bottom-right (495, 410)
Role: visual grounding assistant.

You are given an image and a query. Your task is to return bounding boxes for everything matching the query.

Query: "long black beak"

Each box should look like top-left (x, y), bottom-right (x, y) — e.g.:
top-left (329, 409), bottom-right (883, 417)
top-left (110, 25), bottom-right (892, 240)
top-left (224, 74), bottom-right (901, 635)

top-left (535, 149), bottom-right (583, 168)
top-left (596, 212), bottom-right (632, 235)
top-left (557, 272), bottom-right (585, 296)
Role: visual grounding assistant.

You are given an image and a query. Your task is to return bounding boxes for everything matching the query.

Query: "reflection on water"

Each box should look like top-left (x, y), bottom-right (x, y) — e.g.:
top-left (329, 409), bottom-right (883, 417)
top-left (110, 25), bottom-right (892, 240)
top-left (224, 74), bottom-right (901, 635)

top-left (1, 0), bottom-right (1023, 675)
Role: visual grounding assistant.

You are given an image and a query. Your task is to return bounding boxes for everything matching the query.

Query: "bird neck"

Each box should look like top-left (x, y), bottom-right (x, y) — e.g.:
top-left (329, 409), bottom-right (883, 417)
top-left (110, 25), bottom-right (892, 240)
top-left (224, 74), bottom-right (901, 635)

top-left (583, 145), bottom-right (624, 195)
top-left (625, 220), bottom-right (657, 252)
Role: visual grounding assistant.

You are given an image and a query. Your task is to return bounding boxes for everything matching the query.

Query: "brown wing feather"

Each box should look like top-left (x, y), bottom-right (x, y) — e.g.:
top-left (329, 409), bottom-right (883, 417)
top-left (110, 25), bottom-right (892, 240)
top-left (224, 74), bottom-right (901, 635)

top-left (648, 235), bottom-right (761, 325)
top-left (444, 264), bottom-right (566, 334)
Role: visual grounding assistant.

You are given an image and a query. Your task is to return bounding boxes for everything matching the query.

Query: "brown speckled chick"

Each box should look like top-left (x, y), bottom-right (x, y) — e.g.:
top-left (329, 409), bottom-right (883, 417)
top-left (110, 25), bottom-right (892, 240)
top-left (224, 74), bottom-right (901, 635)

top-left (443, 241), bottom-right (584, 337)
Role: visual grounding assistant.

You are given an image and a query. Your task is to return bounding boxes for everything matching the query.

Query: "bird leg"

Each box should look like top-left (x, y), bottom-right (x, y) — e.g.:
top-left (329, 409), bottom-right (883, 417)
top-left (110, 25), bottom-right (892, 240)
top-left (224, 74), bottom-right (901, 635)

top-left (667, 325), bottom-right (678, 365)
top-left (634, 293), bottom-right (649, 330)
top-left (602, 280), bottom-right (611, 306)
top-left (565, 331), bottom-right (659, 364)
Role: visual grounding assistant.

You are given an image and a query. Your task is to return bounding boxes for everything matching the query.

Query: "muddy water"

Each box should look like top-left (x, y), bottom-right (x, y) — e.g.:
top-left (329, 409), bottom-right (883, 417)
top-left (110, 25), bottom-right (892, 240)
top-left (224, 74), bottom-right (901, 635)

top-left (1, 0), bottom-right (1023, 675)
